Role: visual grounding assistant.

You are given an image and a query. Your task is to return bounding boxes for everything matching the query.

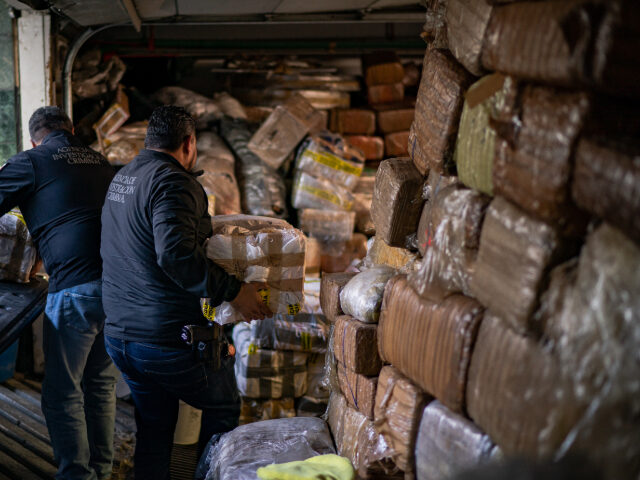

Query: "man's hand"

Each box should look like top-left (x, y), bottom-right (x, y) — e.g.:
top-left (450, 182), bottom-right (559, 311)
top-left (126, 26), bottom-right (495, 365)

top-left (230, 282), bottom-right (272, 321)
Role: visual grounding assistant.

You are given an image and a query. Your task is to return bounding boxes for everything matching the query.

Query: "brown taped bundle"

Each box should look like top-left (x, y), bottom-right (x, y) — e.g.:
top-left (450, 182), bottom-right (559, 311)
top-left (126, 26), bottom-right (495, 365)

top-left (469, 197), bottom-right (562, 334)
top-left (239, 397), bottom-right (295, 425)
top-left (572, 135), bottom-right (640, 245)
top-left (363, 236), bottom-right (418, 273)
top-left (346, 136), bottom-right (384, 161)
top-left (320, 272), bottom-right (357, 322)
top-left (384, 131), bottom-right (409, 157)
top-left (319, 234), bottom-right (367, 274)
top-left (417, 171), bottom-right (460, 256)
top-left (330, 109), bottom-right (376, 135)
top-left (371, 158), bottom-right (424, 248)
top-left (363, 53), bottom-right (405, 87)
top-left (375, 106), bottom-right (415, 134)
top-left (338, 362), bottom-right (378, 419)
top-left (379, 276), bottom-right (484, 413)
top-left (411, 48), bottom-right (474, 175)
top-left (333, 315), bottom-right (382, 376)
top-left (298, 209), bottom-right (355, 243)
top-left (493, 86), bottom-right (590, 226)
top-left (367, 83), bottom-right (405, 105)
top-left (466, 314), bottom-right (582, 458)
top-left (284, 93), bottom-right (326, 133)
top-left (374, 366), bottom-right (427, 475)
top-left (305, 236), bottom-right (322, 277)
top-left (446, 0), bottom-right (493, 76)
top-left (354, 193), bottom-right (375, 235)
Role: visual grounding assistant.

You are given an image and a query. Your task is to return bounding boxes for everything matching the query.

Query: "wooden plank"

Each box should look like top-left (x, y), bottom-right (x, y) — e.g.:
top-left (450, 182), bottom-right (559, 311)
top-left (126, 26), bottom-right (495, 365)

top-left (0, 386), bottom-right (46, 425)
top-left (0, 399), bottom-right (51, 444)
top-left (0, 430), bottom-right (56, 479)
top-left (0, 415), bottom-right (55, 465)
top-left (0, 448), bottom-right (47, 480)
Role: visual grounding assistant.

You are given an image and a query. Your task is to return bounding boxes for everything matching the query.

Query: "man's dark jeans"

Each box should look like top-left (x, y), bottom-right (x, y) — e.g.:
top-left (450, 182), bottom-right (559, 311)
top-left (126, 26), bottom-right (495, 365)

top-left (104, 336), bottom-right (240, 480)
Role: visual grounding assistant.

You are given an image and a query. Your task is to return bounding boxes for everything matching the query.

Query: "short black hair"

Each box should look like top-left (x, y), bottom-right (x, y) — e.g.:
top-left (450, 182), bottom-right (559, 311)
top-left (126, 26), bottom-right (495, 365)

top-left (29, 106), bottom-right (73, 142)
top-left (145, 105), bottom-right (195, 151)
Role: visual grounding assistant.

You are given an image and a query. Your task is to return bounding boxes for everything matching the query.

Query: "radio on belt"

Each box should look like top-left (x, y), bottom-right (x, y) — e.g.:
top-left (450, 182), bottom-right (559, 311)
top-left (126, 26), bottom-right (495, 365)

top-left (180, 322), bottom-right (234, 371)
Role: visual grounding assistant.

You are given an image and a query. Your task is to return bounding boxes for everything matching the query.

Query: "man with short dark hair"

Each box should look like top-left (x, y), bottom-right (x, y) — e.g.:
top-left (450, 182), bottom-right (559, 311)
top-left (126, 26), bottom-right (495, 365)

top-left (101, 105), bottom-right (269, 480)
top-left (0, 106), bottom-right (118, 480)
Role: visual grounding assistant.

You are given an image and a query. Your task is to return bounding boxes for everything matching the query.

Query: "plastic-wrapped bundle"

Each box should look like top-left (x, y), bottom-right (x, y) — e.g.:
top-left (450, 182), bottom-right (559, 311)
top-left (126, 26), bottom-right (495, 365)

top-left (415, 401), bottom-right (500, 480)
top-left (200, 417), bottom-right (334, 480)
top-left (337, 362), bottom-right (377, 419)
top-left (292, 171), bottom-right (355, 212)
top-left (363, 53), bottom-right (405, 86)
top-left (72, 53), bottom-right (126, 99)
top-left (300, 277), bottom-right (322, 315)
top-left (330, 109), bottom-right (376, 135)
top-left (320, 272), bottom-right (357, 323)
top-left (240, 398), bottom-right (296, 425)
top-left (410, 48), bottom-right (474, 175)
top-left (154, 86), bottom-right (221, 129)
top-left (305, 237), bottom-right (322, 277)
top-left (370, 158), bottom-right (424, 248)
top-left (367, 83), bottom-right (404, 105)
top-left (384, 131), bottom-right (409, 157)
top-left (295, 135), bottom-right (365, 191)
top-left (454, 74), bottom-right (517, 196)
top-left (572, 135), bottom-right (640, 245)
top-left (493, 86), bottom-right (591, 226)
top-left (422, 0), bottom-right (448, 49)
top-left (213, 92), bottom-right (247, 120)
top-left (532, 259), bottom-right (578, 337)
top-left (363, 236), bottom-right (418, 274)
top-left (446, 0), bottom-right (493, 76)
top-left (339, 266), bottom-right (396, 323)
top-left (354, 170), bottom-right (376, 235)
top-left (345, 136), bottom-right (384, 161)
top-left (409, 185), bottom-right (490, 302)
top-left (375, 105), bottom-right (415, 134)
top-left (379, 276), bottom-right (483, 413)
top-left (416, 172), bottom-right (460, 256)
top-left (248, 314), bottom-right (329, 354)
top-left (219, 117), bottom-right (287, 218)
top-left (95, 121), bottom-right (147, 166)
top-left (0, 211), bottom-right (36, 283)
top-left (333, 315), bottom-right (382, 377)
top-left (283, 93), bottom-right (327, 134)
top-left (319, 234), bottom-right (367, 274)
top-left (204, 215), bottom-right (306, 324)
top-left (306, 352), bottom-right (330, 402)
top-left (298, 209), bottom-right (355, 243)
top-left (233, 323), bottom-right (308, 399)
top-left (469, 197), bottom-right (562, 334)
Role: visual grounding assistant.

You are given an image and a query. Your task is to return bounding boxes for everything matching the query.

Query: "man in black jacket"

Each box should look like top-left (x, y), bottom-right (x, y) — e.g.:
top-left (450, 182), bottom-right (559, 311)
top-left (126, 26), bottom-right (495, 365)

top-left (0, 107), bottom-right (117, 480)
top-left (101, 106), bottom-right (269, 480)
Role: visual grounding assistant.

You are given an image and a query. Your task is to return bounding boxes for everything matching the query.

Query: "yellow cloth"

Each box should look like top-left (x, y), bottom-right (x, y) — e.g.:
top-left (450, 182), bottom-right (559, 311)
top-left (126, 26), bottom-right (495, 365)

top-left (256, 454), bottom-right (355, 480)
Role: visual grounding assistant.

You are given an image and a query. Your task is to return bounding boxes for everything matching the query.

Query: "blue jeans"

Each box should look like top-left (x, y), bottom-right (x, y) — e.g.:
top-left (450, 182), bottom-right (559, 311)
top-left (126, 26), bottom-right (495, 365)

top-left (104, 336), bottom-right (240, 480)
top-left (42, 279), bottom-right (118, 480)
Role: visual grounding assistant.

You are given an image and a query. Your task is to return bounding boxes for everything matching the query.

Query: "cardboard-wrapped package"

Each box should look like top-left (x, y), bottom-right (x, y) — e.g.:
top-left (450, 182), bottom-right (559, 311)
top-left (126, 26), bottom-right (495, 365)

top-left (340, 266), bottom-right (397, 323)
top-left (239, 397), bottom-right (296, 425)
top-left (346, 136), bottom-right (384, 161)
top-left (291, 171), bottom-right (355, 212)
top-left (0, 211), bottom-right (36, 283)
top-left (337, 362), bottom-right (377, 419)
top-left (411, 48), bottom-right (474, 175)
top-left (375, 105), bottom-right (415, 134)
top-left (320, 272), bottom-right (357, 323)
top-left (384, 131), bottom-right (409, 157)
top-left (371, 158), bottom-right (424, 248)
top-left (368, 83), bottom-right (405, 105)
top-left (330, 109), bottom-right (376, 135)
top-left (446, 0), bottom-right (493, 76)
top-left (319, 234), bottom-right (367, 274)
top-left (374, 366), bottom-right (427, 476)
top-left (416, 171), bottom-right (460, 256)
top-left (379, 276), bottom-right (484, 413)
top-left (248, 313), bottom-right (329, 354)
top-left (363, 53), bottom-right (405, 86)
top-left (415, 401), bottom-right (500, 480)
top-left (469, 198), bottom-right (562, 334)
top-left (298, 209), bottom-right (355, 243)
top-left (333, 315), bottom-right (382, 376)
top-left (363, 236), bottom-right (418, 273)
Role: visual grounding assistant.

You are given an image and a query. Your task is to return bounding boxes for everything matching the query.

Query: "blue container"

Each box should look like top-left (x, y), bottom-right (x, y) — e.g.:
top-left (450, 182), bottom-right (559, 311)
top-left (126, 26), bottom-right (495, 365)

top-left (0, 341), bottom-right (19, 382)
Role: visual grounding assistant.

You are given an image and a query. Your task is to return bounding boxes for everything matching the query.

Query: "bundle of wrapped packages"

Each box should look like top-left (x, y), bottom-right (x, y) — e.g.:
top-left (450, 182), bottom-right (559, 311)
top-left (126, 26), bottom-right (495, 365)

top-left (409, 48), bottom-right (474, 175)
top-left (320, 272), bottom-right (357, 323)
top-left (305, 237), bottom-right (322, 277)
top-left (333, 315), bottom-right (382, 376)
top-left (248, 313), bottom-right (329, 354)
top-left (291, 171), bottom-right (355, 211)
top-left (0, 211), bottom-right (37, 283)
top-left (337, 362), bottom-right (378, 419)
top-left (415, 401), bottom-right (501, 480)
top-left (409, 184), bottom-right (490, 302)
top-left (195, 131), bottom-right (241, 216)
top-left (297, 353), bottom-right (331, 417)
top-left (319, 233), bottom-right (367, 274)
top-left (363, 236), bottom-right (419, 274)
top-left (375, 104), bottom-right (415, 135)
top-left (219, 117), bottom-right (287, 218)
top-left (379, 276), bottom-right (484, 413)
top-left (213, 92), bottom-right (247, 120)
top-left (363, 52), bottom-right (405, 87)
top-left (445, 0), bottom-right (493, 76)
top-left (298, 209), bottom-right (356, 243)
top-left (345, 136), bottom-right (384, 161)
top-left (353, 170), bottom-right (376, 235)
top-left (339, 266), bottom-right (397, 323)
top-left (330, 109), bottom-right (376, 135)
top-left (384, 131), bottom-right (410, 157)
top-left (94, 121), bottom-right (147, 166)
top-left (469, 197), bottom-right (563, 334)
top-left (368, 83), bottom-right (404, 105)
top-left (198, 417), bottom-right (334, 480)
top-left (240, 398), bottom-right (296, 426)
top-left (416, 171), bottom-right (460, 256)
top-left (72, 50), bottom-right (126, 99)
top-left (203, 215), bottom-right (306, 324)
top-left (154, 86), bottom-right (221, 129)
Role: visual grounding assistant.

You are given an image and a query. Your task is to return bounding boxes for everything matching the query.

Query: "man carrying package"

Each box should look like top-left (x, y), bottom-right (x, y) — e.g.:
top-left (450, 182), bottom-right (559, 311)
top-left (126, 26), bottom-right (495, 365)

top-left (101, 106), bottom-right (270, 480)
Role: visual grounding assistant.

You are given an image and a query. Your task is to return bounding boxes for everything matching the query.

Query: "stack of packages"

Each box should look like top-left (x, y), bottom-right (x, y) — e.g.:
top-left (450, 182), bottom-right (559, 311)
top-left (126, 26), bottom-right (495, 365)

top-left (0, 211), bottom-right (37, 283)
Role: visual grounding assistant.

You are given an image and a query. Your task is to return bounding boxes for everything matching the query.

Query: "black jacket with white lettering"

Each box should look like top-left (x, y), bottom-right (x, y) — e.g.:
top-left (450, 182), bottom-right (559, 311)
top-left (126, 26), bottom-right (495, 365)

top-left (100, 148), bottom-right (242, 344)
top-left (0, 130), bottom-right (114, 292)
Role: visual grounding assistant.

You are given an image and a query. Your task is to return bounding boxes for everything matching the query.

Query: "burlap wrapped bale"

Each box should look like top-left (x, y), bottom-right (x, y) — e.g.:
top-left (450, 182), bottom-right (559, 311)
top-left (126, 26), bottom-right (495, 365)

top-left (0, 211), bottom-right (36, 283)
top-left (572, 135), bottom-right (640, 245)
top-left (371, 158), bottom-right (424, 248)
top-left (363, 236), bottom-right (419, 273)
top-left (298, 209), bottom-right (355, 243)
top-left (446, 0), bottom-right (493, 76)
top-left (340, 266), bottom-right (397, 323)
top-left (492, 86), bottom-right (591, 226)
top-left (333, 315), bottom-right (382, 376)
top-left (379, 276), bottom-right (484, 413)
top-left (331, 109), bottom-right (376, 135)
top-left (363, 52), bottom-right (405, 86)
top-left (368, 83), bottom-right (405, 105)
top-left (320, 272), bottom-right (357, 323)
top-left (346, 136), bottom-right (384, 161)
top-left (338, 362), bottom-right (377, 420)
top-left (469, 197), bottom-right (562, 334)
top-left (415, 401), bottom-right (499, 480)
top-left (384, 131), bottom-right (409, 157)
top-left (410, 48), bottom-right (474, 175)
top-left (417, 172), bottom-right (460, 256)
top-left (248, 313), bottom-right (329, 354)
top-left (376, 105), bottom-right (415, 134)
top-left (466, 314), bottom-right (582, 458)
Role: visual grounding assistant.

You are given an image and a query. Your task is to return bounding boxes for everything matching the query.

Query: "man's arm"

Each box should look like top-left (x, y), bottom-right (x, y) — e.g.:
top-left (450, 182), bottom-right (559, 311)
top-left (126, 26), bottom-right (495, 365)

top-left (0, 154), bottom-right (36, 217)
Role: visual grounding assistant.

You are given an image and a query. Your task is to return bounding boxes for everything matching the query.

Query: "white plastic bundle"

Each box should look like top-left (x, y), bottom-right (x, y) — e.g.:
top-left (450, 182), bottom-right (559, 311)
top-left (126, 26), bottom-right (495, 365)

top-left (339, 266), bottom-right (397, 323)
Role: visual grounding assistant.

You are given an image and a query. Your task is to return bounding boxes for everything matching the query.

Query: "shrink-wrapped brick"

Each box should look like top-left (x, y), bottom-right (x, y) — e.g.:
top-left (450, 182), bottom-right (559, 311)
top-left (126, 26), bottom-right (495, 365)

top-left (248, 313), bottom-right (329, 354)
top-left (572, 135), bottom-right (640, 245)
top-left (340, 266), bottom-right (397, 323)
top-left (319, 234), bottom-right (367, 274)
top-left (306, 352), bottom-right (330, 402)
top-left (493, 86), bottom-right (590, 226)
top-left (363, 236), bottom-right (418, 273)
top-left (233, 323), bottom-right (308, 399)
top-left (239, 397), bottom-right (295, 425)
top-left (415, 401), bottom-right (499, 480)
top-left (283, 93), bottom-right (327, 134)
top-left (154, 86), bottom-right (220, 129)
top-left (379, 276), bottom-right (484, 413)
top-left (320, 272), bottom-right (357, 323)
top-left (330, 109), bottom-right (376, 135)
top-left (354, 171), bottom-right (376, 235)
top-left (469, 198), bottom-right (562, 334)
top-left (384, 131), bottom-right (409, 157)
top-left (363, 53), bottom-right (405, 86)
top-left (337, 362), bottom-right (377, 419)
top-left (0, 211), bottom-right (36, 283)
top-left (371, 158), bottom-right (424, 248)
top-left (410, 48), bottom-right (474, 175)
top-left (346, 136), bottom-right (384, 161)
top-left (292, 171), bottom-right (355, 212)
top-left (375, 105), bottom-right (415, 134)
top-left (374, 366), bottom-right (427, 475)
top-left (446, 0), bottom-right (493, 76)
top-left (298, 209), bottom-right (355, 243)
top-left (416, 172), bottom-right (460, 256)
top-left (305, 237), bottom-right (322, 277)
top-left (368, 83), bottom-right (404, 105)
top-left (333, 315), bottom-right (382, 376)
top-left (409, 185), bottom-right (490, 301)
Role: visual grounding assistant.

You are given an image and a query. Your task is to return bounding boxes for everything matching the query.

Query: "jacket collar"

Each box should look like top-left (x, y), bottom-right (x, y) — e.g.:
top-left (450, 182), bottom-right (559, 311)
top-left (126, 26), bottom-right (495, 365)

top-left (138, 148), bottom-right (201, 177)
top-left (40, 129), bottom-right (77, 146)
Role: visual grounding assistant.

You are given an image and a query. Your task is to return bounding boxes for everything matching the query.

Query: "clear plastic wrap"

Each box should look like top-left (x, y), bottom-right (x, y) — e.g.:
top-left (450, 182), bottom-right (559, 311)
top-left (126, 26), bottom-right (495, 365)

top-left (319, 235), bottom-right (367, 274)
top-left (416, 171), bottom-right (460, 256)
top-left (306, 352), bottom-right (330, 402)
top-left (320, 272), bottom-right (357, 323)
top-left (232, 322), bottom-right (308, 399)
top-left (345, 136), bottom-right (384, 161)
top-left (415, 401), bottom-right (499, 480)
top-left (292, 171), bottom-right (355, 212)
top-left (305, 238), bottom-right (322, 277)
top-left (422, 0), bottom-right (448, 50)
top-left (353, 193), bottom-right (375, 236)
top-left (379, 276), bottom-right (483, 413)
top-left (363, 236), bottom-right (418, 274)
top-left (95, 120), bottom-right (147, 166)
top-left (370, 158), bottom-right (424, 248)
top-left (219, 117), bottom-right (288, 218)
top-left (337, 362), bottom-right (377, 420)
top-left (0, 211), bottom-right (36, 283)
top-left (333, 315), bottom-right (382, 377)
top-left (213, 92), bottom-right (247, 120)
top-left (298, 209), bottom-right (356, 243)
top-left (339, 266), bottom-right (397, 323)
top-left (200, 417), bottom-right (334, 480)
top-left (446, 0), bottom-right (493, 76)
top-left (375, 106), bottom-right (415, 134)
top-left (240, 397), bottom-right (296, 426)
top-left (248, 313), bottom-right (329, 354)
top-left (374, 366), bottom-right (427, 475)
top-left (154, 86), bottom-right (221, 129)
top-left (330, 109), bottom-right (376, 135)
top-left (384, 131), bottom-right (409, 157)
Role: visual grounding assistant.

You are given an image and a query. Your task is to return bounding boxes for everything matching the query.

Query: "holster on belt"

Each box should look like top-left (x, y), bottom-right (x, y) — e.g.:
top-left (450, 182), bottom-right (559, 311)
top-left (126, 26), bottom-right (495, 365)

top-left (180, 322), bottom-right (232, 371)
